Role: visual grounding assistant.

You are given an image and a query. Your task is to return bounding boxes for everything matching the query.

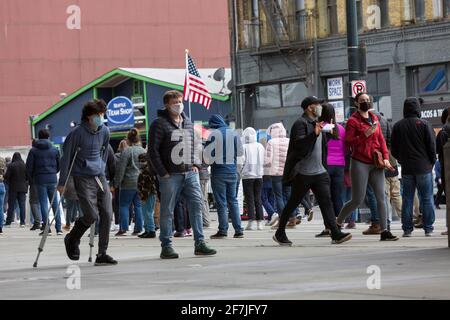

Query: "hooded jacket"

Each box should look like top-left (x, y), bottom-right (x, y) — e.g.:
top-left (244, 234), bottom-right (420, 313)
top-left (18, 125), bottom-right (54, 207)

top-left (58, 121), bottom-right (110, 187)
top-left (345, 111), bottom-right (389, 165)
top-left (4, 152), bottom-right (28, 193)
top-left (26, 139), bottom-right (60, 185)
top-left (391, 97), bottom-right (436, 175)
top-left (114, 144), bottom-right (146, 189)
top-left (240, 127), bottom-right (265, 179)
top-left (148, 109), bottom-right (200, 177)
top-left (264, 123), bottom-right (289, 176)
top-left (205, 114), bottom-right (243, 176)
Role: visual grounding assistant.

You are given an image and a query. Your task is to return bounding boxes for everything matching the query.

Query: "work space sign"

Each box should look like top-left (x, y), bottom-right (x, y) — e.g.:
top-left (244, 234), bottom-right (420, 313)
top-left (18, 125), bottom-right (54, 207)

top-left (106, 96), bottom-right (135, 132)
top-left (327, 77), bottom-right (344, 100)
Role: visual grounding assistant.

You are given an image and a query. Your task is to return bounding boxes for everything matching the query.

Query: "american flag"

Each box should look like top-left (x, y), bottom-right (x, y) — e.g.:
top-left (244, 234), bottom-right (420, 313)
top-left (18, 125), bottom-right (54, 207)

top-left (183, 54), bottom-right (212, 109)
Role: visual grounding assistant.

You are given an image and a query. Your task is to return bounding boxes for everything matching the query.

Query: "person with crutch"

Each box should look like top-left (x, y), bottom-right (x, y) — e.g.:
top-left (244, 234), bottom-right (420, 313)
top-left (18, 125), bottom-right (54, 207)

top-left (60, 99), bottom-right (117, 266)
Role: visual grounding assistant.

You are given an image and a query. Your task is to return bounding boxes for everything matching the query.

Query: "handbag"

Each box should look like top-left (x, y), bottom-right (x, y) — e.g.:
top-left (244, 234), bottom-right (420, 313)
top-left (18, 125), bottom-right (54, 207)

top-left (373, 150), bottom-right (385, 169)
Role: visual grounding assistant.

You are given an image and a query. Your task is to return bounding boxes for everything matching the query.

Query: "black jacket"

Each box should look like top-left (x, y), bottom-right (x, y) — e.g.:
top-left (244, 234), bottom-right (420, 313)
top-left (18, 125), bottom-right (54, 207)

top-left (282, 114), bottom-right (328, 185)
top-left (4, 152), bottom-right (28, 193)
top-left (391, 97), bottom-right (436, 175)
top-left (26, 139), bottom-right (60, 185)
top-left (148, 109), bottom-right (200, 177)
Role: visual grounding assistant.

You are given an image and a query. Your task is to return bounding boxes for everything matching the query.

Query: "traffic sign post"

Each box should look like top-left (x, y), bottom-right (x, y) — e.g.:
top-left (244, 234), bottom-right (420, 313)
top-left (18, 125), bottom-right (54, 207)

top-left (351, 80), bottom-right (367, 98)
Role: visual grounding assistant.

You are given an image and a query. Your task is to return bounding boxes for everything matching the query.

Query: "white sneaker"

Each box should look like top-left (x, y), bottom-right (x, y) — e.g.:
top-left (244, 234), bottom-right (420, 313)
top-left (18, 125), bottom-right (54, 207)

top-left (257, 220), bottom-right (264, 230)
top-left (268, 213), bottom-right (279, 226)
top-left (245, 220), bottom-right (256, 231)
top-left (110, 224), bottom-right (119, 232)
top-left (271, 220), bottom-right (280, 229)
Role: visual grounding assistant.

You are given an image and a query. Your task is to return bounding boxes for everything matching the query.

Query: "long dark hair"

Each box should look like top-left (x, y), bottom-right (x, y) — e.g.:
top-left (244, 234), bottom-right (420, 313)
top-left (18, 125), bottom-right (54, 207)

top-left (319, 103), bottom-right (339, 139)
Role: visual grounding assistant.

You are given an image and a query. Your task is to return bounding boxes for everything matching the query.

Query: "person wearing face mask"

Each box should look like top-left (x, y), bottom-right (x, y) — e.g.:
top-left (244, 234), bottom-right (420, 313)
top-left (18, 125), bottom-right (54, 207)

top-left (148, 90), bottom-right (216, 259)
top-left (273, 96), bottom-right (352, 246)
top-left (59, 99), bottom-right (118, 265)
top-left (336, 92), bottom-right (398, 241)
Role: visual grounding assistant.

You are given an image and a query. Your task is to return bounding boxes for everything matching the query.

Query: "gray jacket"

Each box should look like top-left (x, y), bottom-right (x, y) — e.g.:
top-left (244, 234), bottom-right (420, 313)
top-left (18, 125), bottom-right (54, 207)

top-left (114, 145), bottom-right (146, 190)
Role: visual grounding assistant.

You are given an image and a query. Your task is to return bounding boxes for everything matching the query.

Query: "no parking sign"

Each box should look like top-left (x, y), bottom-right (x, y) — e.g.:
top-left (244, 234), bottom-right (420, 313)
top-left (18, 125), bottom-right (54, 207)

top-left (351, 80), bottom-right (366, 98)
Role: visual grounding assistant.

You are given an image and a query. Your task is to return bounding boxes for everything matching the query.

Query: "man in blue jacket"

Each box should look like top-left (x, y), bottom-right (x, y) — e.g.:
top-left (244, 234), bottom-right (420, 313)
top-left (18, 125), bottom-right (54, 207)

top-left (58, 99), bottom-right (117, 266)
top-left (205, 114), bottom-right (244, 239)
top-left (26, 129), bottom-right (62, 235)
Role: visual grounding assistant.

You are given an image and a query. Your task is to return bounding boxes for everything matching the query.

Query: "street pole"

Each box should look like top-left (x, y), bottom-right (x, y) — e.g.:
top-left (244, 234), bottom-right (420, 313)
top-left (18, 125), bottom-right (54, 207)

top-left (444, 141), bottom-right (450, 247)
top-left (346, 0), bottom-right (359, 117)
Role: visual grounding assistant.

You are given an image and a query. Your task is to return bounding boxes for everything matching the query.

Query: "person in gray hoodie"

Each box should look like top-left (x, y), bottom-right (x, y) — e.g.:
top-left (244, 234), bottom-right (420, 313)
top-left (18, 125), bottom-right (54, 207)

top-left (240, 127), bottom-right (266, 231)
top-left (59, 99), bottom-right (117, 266)
top-left (113, 128), bottom-right (146, 236)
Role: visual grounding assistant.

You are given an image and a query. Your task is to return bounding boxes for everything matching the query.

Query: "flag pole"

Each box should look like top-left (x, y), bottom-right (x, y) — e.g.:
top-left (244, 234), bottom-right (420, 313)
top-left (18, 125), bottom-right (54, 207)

top-left (185, 49), bottom-right (192, 120)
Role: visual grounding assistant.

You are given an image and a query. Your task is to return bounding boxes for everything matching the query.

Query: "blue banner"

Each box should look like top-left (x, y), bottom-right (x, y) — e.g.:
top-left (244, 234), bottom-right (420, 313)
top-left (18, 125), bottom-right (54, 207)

top-left (106, 96), bottom-right (135, 132)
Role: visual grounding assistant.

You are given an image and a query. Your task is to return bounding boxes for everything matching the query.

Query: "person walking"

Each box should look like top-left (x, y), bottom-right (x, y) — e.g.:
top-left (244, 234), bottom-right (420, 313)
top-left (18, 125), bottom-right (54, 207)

top-left (4, 152), bottom-right (28, 228)
top-left (336, 93), bottom-right (398, 241)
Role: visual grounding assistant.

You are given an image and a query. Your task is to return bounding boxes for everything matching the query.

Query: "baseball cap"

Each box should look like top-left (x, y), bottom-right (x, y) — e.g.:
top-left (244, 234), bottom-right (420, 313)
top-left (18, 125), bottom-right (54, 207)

top-left (301, 96), bottom-right (324, 109)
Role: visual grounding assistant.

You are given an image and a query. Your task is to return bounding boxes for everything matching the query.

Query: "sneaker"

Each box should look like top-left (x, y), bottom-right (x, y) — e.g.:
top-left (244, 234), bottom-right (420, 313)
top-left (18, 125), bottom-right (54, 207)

top-left (268, 213), bottom-right (279, 226)
top-left (30, 224), bottom-right (40, 231)
top-left (62, 224), bottom-right (71, 231)
top-left (271, 220), bottom-right (280, 229)
top-left (56, 230), bottom-right (64, 235)
top-left (0, 228), bottom-right (3, 234)
top-left (272, 229), bottom-right (292, 246)
top-left (441, 231), bottom-right (448, 236)
top-left (233, 232), bottom-right (244, 238)
top-left (315, 229), bottom-right (331, 237)
top-left (94, 254), bottom-right (118, 266)
top-left (362, 223), bottom-right (382, 235)
top-left (20, 224), bottom-right (26, 228)
top-left (402, 232), bottom-right (412, 237)
top-left (115, 230), bottom-right (127, 236)
top-left (246, 220), bottom-right (256, 231)
top-left (210, 231), bottom-right (227, 239)
top-left (39, 228), bottom-right (52, 236)
top-left (256, 220), bottom-right (264, 230)
top-left (306, 209), bottom-right (314, 222)
top-left (380, 230), bottom-right (399, 241)
top-left (173, 231), bottom-right (185, 237)
top-left (138, 231), bottom-right (156, 238)
top-left (185, 228), bottom-right (193, 237)
top-left (194, 241), bottom-right (217, 256)
top-left (110, 224), bottom-right (119, 232)
top-left (64, 234), bottom-right (80, 261)
top-left (131, 231), bottom-right (141, 236)
top-left (160, 247), bottom-right (179, 259)
top-left (425, 231), bottom-right (433, 237)
top-left (332, 232), bottom-right (352, 244)
top-left (345, 221), bottom-right (356, 229)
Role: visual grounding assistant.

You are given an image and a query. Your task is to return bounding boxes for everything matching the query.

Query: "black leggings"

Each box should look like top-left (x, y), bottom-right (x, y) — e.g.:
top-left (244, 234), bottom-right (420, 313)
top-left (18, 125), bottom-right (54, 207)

top-left (242, 178), bottom-right (264, 220)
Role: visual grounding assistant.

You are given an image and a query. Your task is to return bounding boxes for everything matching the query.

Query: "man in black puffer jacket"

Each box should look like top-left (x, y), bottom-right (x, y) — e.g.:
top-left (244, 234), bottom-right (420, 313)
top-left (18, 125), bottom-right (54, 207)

top-left (148, 90), bottom-right (216, 259)
top-left (4, 152), bottom-right (28, 227)
top-left (391, 97), bottom-right (436, 237)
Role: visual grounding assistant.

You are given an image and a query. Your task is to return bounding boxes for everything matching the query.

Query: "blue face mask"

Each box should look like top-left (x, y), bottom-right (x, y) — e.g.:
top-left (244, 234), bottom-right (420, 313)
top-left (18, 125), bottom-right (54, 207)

top-left (92, 115), bottom-right (104, 128)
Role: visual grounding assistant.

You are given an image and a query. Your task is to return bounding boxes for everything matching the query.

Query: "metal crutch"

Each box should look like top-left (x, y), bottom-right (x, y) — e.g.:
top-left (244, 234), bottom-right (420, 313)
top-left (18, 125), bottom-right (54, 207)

top-left (88, 223), bottom-right (95, 262)
top-left (33, 148), bottom-right (80, 268)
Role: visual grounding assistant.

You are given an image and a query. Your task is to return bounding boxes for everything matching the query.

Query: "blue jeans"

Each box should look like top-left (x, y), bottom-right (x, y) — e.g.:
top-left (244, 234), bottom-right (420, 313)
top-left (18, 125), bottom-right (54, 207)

top-left (261, 176), bottom-right (275, 220)
top-left (283, 185), bottom-right (302, 217)
top-left (402, 173), bottom-right (435, 233)
top-left (328, 165), bottom-right (345, 217)
top-left (119, 189), bottom-right (143, 233)
top-left (366, 185), bottom-right (379, 224)
top-left (65, 199), bottom-right (82, 224)
top-left (271, 176), bottom-right (286, 214)
top-left (142, 194), bottom-right (156, 233)
top-left (0, 183), bottom-right (5, 228)
top-left (37, 183), bottom-right (61, 231)
top-left (211, 173), bottom-right (243, 234)
top-left (159, 172), bottom-right (205, 247)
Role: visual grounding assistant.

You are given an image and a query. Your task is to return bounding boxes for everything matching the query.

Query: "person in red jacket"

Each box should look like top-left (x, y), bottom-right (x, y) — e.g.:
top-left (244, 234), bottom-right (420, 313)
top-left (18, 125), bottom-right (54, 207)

top-left (336, 92), bottom-right (398, 241)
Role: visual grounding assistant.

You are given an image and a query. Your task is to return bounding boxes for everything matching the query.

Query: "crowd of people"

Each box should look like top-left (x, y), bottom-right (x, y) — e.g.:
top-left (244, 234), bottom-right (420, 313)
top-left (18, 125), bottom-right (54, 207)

top-left (0, 90), bottom-right (449, 265)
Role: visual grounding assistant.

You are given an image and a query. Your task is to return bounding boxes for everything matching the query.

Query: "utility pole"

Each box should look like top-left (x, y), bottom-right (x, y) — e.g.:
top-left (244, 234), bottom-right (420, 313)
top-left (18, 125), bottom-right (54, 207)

top-left (346, 0), bottom-right (359, 117)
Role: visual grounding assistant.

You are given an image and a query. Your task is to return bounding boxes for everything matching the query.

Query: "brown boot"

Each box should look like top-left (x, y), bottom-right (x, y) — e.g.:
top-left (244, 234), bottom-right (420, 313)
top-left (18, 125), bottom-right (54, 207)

top-left (286, 217), bottom-right (297, 229)
top-left (362, 223), bottom-right (381, 235)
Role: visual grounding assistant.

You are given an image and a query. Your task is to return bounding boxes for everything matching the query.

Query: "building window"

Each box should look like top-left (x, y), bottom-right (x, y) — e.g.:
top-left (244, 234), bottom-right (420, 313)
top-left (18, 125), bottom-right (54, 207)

top-left (356, 0), bottom-right (364, 32)
top-left (432, 0), bottom-right (445, 18)
top-left (327, 0), bottom-right (339, 35)
top-left (282, 82), bottom-right (308, 107)
top-left (378, 0), bottom-right (390, 27)
top-left (367, 70), bottom-right (392, 119)
top-left (257, 85), bottom-right (281, 108)
top-left (418, 64), bottom-right (448, 94)
top-left (446, 0), bottom-right (450, 17)
top-left (414, 0), bottom-right (426, 22)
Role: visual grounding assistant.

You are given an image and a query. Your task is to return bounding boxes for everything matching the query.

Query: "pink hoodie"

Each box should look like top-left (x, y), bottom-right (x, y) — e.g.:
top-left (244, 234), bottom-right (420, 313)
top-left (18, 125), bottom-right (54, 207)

top-left (327, 123), bottom-right (346, 167)
top-left (264, 123), bottom-right (289, 176)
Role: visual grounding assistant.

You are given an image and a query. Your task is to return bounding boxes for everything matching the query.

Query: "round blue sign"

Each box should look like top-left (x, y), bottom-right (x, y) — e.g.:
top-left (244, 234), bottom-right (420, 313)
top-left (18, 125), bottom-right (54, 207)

top-left (106, 96), bottom-right (135, 131)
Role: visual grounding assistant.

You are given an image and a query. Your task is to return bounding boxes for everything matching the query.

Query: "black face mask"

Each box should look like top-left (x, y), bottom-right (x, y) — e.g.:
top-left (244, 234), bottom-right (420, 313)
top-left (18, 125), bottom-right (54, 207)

top-left (359, 102), bottom-right (371, 112)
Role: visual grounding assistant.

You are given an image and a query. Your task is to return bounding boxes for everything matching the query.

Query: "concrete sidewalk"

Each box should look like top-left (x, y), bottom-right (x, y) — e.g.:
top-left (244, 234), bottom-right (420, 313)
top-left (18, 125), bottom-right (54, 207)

top-left (0, 208), bottom-right (449, 300)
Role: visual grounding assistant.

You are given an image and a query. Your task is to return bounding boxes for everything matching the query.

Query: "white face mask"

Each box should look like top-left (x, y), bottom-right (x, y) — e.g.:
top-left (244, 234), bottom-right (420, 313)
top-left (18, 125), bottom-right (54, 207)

top-left (314, 105), bottom-right (322, 118)
top-left (170, 103), bottom-right (184, 115)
